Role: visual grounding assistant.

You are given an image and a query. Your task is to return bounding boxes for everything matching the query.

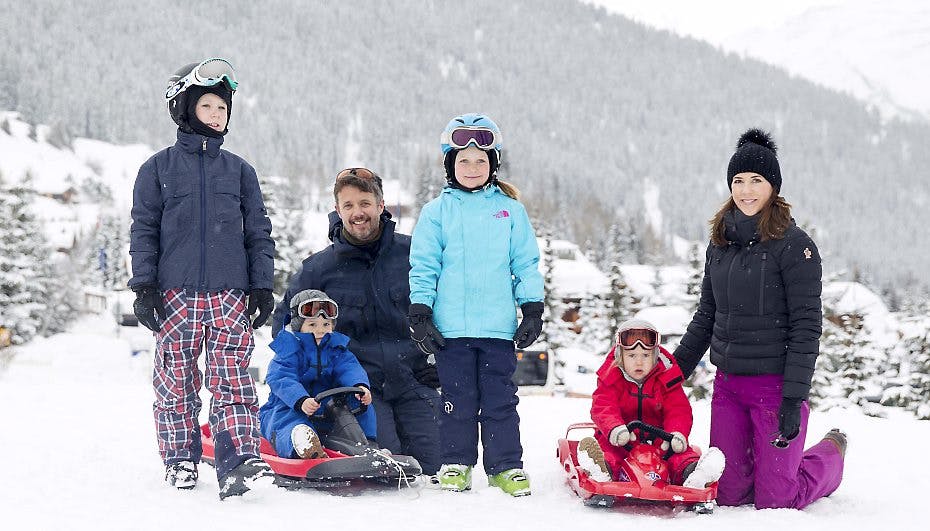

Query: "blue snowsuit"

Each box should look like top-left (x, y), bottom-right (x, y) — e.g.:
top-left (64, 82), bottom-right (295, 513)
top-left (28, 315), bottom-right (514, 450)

top-left (259, 330), bottom-right (376, 459)
top-left (409, 185), bottom-right (544, 474)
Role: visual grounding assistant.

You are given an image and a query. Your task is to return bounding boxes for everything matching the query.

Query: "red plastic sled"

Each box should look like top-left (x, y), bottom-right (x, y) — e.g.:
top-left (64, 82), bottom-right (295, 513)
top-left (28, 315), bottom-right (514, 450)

top-left (557, 422), bottom-right (717, 513)
top-left (200, 387), bottom-right (422, 488)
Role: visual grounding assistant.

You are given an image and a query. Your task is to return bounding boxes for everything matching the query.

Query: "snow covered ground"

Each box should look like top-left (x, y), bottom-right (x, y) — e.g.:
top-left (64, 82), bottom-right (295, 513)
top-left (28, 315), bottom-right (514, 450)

top-left (1, 315), bottom-right (927, 530)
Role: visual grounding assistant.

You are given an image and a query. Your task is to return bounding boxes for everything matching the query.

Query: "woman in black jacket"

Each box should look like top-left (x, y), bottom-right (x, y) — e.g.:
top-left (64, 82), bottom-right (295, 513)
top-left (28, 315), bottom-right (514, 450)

top-left (674, 129), bottom-right (845, 509)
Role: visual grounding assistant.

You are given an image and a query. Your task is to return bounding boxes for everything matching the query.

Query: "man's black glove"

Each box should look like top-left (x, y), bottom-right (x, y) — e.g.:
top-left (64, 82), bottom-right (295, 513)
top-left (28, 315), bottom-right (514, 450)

top-left (133, 285), bottom-right (165, 332)
top-left (414, 363), bottom-right (441, 389)
top-left (778, 398), bottom-right (803, 441)
top-left (408, 303), bottom-right (445, 355)
top-left (248, 289), bottom-right (274, 328)
top-left (513, 302), bottom-right (544, 349)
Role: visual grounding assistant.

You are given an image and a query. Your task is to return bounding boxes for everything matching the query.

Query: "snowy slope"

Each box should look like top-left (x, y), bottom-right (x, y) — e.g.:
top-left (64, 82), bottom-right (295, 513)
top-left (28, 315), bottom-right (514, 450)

top-left (582, 0), bottom-right (930, 120)
top-left (1, 315), bottom-right (927, 530)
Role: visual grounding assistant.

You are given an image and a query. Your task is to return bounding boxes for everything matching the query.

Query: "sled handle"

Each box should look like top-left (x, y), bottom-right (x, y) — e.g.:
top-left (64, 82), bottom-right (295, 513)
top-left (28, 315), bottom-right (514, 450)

top-left (624, 420), bottom-right (675, 460)
top-left (565, 422), bottom-right (597, 438)
top-left (312, 386), bottom-right (369, 417)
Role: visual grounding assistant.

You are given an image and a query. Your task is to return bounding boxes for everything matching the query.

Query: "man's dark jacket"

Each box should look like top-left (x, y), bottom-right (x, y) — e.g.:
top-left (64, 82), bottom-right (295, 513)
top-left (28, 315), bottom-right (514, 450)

top-left (674, 210), bottom-right (823, 400)
top-left (128, 130), bottom-right (274, 291)
top-left (272, 211), bottom-right (428, 401)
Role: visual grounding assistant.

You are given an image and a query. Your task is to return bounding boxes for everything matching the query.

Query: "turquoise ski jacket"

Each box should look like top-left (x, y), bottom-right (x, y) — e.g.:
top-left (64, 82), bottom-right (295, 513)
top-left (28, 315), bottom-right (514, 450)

top-left (409, 185), bottom-right (544, 340)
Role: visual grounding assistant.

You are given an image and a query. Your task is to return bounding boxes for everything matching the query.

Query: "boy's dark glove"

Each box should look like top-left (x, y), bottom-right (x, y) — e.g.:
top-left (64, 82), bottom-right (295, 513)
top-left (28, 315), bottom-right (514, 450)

top-left (133, 285), bottom-right (165, 332)
top-left (778, 398), bottom-right (803, 441)
top-left (414, 364), bottom-right (441, 389)
top-left (248, 289), bottom-right (274, 328)
top-left (513, 302), bottom-right (544, 349)
top-left (408, 303), bottom-right (445, 356)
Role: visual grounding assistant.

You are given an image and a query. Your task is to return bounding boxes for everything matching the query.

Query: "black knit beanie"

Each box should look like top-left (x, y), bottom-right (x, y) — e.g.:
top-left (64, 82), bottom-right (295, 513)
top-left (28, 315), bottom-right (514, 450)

top-left (443, 149), bottom-right (499, 190)
top-left (184, 84), bottom-right (233, 137)
top-left (727, 129), bottom-right (781, 192)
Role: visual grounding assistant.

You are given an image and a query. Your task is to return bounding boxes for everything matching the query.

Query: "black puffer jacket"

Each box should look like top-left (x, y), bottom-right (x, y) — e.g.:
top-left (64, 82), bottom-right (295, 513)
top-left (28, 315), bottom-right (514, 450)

top-left (674, 209), bottom-right (822, 400)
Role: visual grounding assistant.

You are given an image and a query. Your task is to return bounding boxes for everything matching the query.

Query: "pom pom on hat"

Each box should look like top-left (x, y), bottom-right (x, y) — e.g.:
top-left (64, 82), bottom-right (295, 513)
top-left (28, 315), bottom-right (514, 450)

top-left (727, 128), bottom-right (782, 192)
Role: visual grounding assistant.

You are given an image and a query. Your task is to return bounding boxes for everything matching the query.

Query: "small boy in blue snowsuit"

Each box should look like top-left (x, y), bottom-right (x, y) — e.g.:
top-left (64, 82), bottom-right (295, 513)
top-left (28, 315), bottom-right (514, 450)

top-left (259, 289), bottom-right (375, 459)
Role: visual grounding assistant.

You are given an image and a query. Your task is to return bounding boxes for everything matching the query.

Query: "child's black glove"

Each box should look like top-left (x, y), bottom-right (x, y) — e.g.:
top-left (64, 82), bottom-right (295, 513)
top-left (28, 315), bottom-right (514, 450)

top-left (408, 303), bottom-right (445, 355)
top-left (778, 398), bottom-right (803, 441)
top-left (133, 285), bottom-right (165, 332)
top-left (513, 302), bottom-right (544, 349)
top-left (248, 289), bottom-right (274, 328)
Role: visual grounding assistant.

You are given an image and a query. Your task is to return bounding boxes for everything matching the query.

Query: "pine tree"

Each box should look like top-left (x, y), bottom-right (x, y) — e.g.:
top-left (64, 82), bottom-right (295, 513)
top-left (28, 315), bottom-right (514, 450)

top-left (904, 329), bottom-right (930, 419)
top-left (91, 214), bottom-right (130, 291)
top-left (537, 225), bottom-right (565, 385)
top-left (606, 262), bottom-right (639, 332)
top-left (685, 242), bottom-right (703, 313)
top-left (262, 174), bottom-right (308, 297)
top-left (0, 174), bottom-right (66, 343)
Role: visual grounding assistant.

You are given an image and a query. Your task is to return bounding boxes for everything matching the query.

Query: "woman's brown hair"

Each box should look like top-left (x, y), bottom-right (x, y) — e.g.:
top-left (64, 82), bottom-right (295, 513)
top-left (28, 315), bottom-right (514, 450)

top-left (710, 194), bottom-right (793, 247)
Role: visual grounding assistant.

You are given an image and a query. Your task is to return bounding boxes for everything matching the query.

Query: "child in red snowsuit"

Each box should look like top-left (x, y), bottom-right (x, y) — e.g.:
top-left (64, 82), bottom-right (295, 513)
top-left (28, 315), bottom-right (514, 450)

top-left (580, 319), bottom-right (723, 488)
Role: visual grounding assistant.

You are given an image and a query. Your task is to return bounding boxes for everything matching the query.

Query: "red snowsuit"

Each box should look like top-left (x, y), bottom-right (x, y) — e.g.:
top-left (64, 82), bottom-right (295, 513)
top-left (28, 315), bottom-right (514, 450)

top-left (590, 346), bottom-right (700, 485)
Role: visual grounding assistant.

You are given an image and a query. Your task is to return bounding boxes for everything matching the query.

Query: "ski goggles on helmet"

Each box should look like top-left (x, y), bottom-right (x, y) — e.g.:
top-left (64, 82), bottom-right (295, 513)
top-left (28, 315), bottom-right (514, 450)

top-left (165, 58), bottom-right (238, 101)
top-left (297, 299), bottom-right (339, 320)
top-left (441, 126), bottom-right (500, 151)
top-left (617, 328), bottom-right (660, 350)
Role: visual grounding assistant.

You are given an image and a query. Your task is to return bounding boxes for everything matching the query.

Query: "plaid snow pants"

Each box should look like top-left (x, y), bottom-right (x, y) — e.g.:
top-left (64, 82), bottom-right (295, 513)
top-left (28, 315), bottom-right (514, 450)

top-left (153, 288), bottom-right (261, 479)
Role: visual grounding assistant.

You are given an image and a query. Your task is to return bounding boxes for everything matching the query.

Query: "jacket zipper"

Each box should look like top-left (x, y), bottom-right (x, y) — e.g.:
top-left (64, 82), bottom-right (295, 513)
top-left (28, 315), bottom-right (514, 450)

top-left (758, 252), bottom-right (768, 315)
top-left (315, 340), bottom-right (322, 379)
top-left (198, 138), bottom-right (207, 290)
top-left (723, 248), bottom-right (738, 375)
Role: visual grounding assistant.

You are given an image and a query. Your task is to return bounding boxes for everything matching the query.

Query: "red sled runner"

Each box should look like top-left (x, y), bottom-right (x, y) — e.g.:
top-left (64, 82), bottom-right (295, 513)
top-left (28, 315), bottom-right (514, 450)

top-left (202, 387), bottom-right (422, 489)
top-left (557, 420), bottom-right (717, 514)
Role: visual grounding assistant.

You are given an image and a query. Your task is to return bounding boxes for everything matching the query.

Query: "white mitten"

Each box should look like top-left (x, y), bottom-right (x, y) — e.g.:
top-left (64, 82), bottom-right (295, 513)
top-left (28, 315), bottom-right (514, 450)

top-left (662, 432), bottom-right (688, 453)
top-left (608, 425), bottom-right (635, 447)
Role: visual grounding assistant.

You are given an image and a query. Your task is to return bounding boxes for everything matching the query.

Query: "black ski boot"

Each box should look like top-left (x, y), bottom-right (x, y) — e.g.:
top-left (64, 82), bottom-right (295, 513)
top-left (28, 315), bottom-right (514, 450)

top-left (165, 460), bottom-right (198, 490)
top-left (218, 457), bottom-right (275, 500)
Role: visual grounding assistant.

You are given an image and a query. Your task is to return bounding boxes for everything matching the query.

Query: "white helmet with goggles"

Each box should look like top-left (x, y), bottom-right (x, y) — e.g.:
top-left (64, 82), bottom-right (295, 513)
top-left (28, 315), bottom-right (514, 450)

top-left (615, 319), bottom-right (661, 354)
top-left (289, 289), bottom-right (339, 332)
top-left (166, 58), bottom-right (238, 129)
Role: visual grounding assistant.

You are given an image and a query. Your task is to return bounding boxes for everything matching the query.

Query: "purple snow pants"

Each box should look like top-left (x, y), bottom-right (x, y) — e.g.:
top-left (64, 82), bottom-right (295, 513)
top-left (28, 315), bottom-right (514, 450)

top-left (710, 372), bottom-right (844, 509)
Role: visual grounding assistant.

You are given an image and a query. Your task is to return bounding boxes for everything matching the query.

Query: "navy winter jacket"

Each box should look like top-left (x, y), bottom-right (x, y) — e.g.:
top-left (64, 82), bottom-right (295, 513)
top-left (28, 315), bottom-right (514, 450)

top-left (272, 211), bottom-right (429, 401)
top-left (674, 210), bottom-right (823, 400)
top-left (128, 130), bottom-right (274, 292)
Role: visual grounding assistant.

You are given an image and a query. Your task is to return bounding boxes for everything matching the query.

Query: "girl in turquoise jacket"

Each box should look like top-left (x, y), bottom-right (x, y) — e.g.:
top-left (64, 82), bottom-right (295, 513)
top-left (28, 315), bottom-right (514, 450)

top-left (408, 113), bottom-right (544, 497)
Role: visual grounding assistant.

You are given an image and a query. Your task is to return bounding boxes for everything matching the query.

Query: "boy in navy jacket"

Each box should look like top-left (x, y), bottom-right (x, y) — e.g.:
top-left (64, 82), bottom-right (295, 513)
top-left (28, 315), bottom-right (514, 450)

top-left (128, 58), bottom-right (275, 500)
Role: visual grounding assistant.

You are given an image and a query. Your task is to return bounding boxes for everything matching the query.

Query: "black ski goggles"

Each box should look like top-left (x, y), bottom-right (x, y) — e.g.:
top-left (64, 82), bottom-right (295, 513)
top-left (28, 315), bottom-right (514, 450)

top-left (297, 299), bottom-right (338, 320)
top-left (617, 328), bottom-right (660, 350)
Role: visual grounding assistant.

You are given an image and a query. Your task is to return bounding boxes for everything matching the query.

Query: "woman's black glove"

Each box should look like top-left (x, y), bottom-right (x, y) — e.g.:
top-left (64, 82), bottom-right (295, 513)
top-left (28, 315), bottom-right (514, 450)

top-left (778, 398), bottom-right (803, 441)
top-left (133, 285), bottom-right (165, 332)
top-left (513, 302), bottom-right (544, 349)
top-left (408, 303), bottom-right (445, 355)
top-left (248, 289), bottom-right (274, 328)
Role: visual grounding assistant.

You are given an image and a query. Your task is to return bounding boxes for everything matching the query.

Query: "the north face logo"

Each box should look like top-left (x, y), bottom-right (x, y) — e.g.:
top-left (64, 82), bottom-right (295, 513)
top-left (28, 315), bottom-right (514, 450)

top-left (493, 210), bottom-right (510, 219)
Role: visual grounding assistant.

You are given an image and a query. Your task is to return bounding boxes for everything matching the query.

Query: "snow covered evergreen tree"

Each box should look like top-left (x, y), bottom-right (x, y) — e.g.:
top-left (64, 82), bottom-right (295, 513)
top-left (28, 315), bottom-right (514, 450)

top-left (685, 242), bottom-right (703, 313)
top-left (606, 262), bottom-right (639, 332)
top-left (903, 329), bottom-right (930, 419)
top-left (0, 174), bottom-right (68, 343)
top-left (92, 214), bottom-right (130, 291)
top-left (262, 175), bottom-right (307, 298)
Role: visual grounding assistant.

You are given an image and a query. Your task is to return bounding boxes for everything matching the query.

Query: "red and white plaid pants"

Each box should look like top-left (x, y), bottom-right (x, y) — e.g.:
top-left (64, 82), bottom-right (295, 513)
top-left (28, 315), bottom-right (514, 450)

top-left (153, 288), bottom-right (261, 466)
